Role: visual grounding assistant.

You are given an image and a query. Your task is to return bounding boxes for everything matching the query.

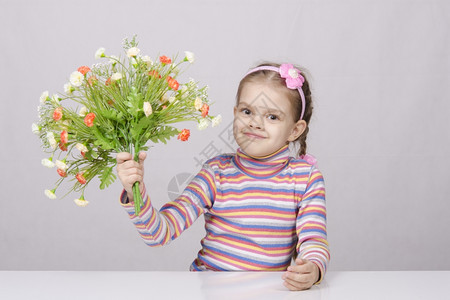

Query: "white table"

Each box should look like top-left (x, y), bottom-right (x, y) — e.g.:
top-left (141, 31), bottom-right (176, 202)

top-left (0, 271), bottom-right (448, 299)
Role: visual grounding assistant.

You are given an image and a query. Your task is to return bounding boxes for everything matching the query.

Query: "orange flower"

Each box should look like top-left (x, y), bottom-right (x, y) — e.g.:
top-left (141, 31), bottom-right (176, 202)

top-left (60, 130), bottom-right (68, 144)
top-left (77, 66), bottom-right (91, 76)
top-left (87, 76), bottom-right (98, 86)
top-left (59, 141), bottom-right (68, 151)
top-left (53, 107), bottom-right (63, 121)
top-left (76, 172), bottom-right (86, 184)
top-left (84, 112), bottom-right (96, 127)
top-left (159, 55), bottom-right (172, 64)
top-left (201, 103), bottom-right (209, 118)
top-left (57, 168), bottom-right (67, 177)
top-left (167, 76), bottom-right (179, 91)
top-left (177, 129), bottom-right (190, 141)
top-left (148, 70), bottom-right (161, 78)
top-left (105, 77), bottom-right (111, 86)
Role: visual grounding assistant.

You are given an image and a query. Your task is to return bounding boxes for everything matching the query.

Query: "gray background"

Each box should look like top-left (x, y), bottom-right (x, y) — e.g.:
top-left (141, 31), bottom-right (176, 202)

top-left (1, 0), bottom-right (449, 271)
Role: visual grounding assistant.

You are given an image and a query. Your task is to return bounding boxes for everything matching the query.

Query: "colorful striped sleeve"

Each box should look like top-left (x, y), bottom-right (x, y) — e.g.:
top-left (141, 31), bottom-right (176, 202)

top-left (120, 164), bottom-right (216, 247)
top-left (296, 166), bottom-right (330, 283)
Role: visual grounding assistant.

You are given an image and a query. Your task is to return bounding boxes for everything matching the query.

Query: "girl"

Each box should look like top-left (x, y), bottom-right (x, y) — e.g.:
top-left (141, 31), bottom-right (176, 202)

top-left (116, 63), bottom-right (329, 291)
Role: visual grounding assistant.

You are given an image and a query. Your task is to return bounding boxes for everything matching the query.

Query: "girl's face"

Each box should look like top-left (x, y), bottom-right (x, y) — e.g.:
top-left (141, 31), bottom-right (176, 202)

top-left (233, 82), bottom-right (306, 157)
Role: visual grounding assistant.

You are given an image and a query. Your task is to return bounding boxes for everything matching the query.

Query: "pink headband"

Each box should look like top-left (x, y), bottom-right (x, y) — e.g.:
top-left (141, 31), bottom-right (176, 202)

top-left (245, 64), bottom-right (306, 120)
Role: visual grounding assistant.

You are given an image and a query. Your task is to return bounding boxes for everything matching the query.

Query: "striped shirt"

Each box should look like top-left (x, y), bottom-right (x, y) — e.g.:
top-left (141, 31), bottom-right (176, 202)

top-left (121, 145), bottom-right (329, 281)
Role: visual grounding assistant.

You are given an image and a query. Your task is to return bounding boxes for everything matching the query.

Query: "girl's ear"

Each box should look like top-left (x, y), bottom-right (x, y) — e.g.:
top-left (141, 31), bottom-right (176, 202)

top-left (288, 120), bottom-right (307, 142)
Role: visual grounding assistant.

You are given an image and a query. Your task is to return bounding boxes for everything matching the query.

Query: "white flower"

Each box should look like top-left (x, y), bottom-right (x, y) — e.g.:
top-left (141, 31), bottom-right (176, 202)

top-left (109, 55), bottom-right (119, 65)
top-left (55, 160), bottom-right (68, 171)
top-left (194, 97), bottom-right (203, 110)
top-left (51, 94), bottom-right (60, 104)
top-left (95, 47), bottom-right (106, 59)
top-left (75, 143), bottom-right (88, 153)
top-left (64, 83), bottom-right (73, 94)
top-left (69, 71), bottom-right (84, 87)
top-left (47, 132), bottom-right (57, 149)
top-left (143, 102), bottom-right (153, 117)
top-left (74, 198), bottom-right (89, 207)
top-left (44, 189), bottom-right (57, 199)
top-left (61, 120), bottom-right (71, 129)
top-left (78, 106), bottom-right (88, 117)
top-left (160, 93), bottom-right (170, 104)
top-left (141, 55), bottom-right (153, 67)
top-left (40, 91), bottom-right (49, 104)
top-left (168, 96), bottom-right (176, 103)
top-left (181, 85), bottom-right (188, 93)
top-left (127, 47), bottom-right (140, 57)
top-left (31, 123), bottom-right (40, 135)
top-left (41, 158), bottom-right (55, 168)
top-left (212, 114), bottom-right (222, 127)
top-left (184, 51), bottom-right (195, 63)
top-left (197, 118), bottom-right (209, 131)
top-left (111, 72), bottom-right (123, 82)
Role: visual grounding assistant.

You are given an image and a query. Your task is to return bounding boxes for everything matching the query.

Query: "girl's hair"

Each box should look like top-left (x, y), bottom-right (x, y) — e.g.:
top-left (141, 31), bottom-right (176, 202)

top-left (235, 62), bottom-right (313, 157)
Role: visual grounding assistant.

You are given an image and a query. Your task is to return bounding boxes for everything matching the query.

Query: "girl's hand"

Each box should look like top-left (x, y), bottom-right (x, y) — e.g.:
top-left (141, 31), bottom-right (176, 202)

top-left (116, 152), bottom-right (147, 202)
top-left (282, 258), bottom-right (320, 291)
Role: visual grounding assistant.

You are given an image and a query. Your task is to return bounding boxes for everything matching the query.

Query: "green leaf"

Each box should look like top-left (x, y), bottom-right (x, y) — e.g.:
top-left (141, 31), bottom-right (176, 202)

top-left (148, 126), bottom-right (179, 144)
top-left (92, 126), bottom-right (115, 150)
top-left (126, 86), bottom-right (144, 116)
top-left (102, 109), bottom-right (125, 124)
top-left (99, 166), bottom-right (117, 190)
top-left (131, 116), bottom-right (155, 140)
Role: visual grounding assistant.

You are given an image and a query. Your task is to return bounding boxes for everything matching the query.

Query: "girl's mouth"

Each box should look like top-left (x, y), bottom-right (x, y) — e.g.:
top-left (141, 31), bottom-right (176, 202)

top-left (244, 132), bottom-right (265, 139)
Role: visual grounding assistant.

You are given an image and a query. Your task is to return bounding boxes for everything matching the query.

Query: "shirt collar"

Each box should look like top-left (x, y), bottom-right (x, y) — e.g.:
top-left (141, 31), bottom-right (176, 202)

top-left (233, 145), bottom-right (290, 178)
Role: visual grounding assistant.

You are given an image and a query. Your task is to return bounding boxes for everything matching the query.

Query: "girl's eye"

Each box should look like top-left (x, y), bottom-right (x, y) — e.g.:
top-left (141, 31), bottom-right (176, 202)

top-left (268, 114), bottom-right (278, 121)
top-left (241, 108), bottom-right (251, 115)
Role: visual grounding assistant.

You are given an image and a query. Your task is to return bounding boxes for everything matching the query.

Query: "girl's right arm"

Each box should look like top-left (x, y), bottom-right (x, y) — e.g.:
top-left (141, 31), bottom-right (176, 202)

top-left (116, 152), bottom-right (215, 247)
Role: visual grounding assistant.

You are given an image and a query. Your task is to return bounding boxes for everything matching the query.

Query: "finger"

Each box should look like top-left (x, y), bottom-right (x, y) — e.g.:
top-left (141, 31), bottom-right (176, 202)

top-left (138, 151), bottom-right (147, 165)
top-left (283, 277), bottom-right (311, 291)
top-left (283, 271), bottom-right (312, 284)
top-left (116, 152), bottom-right (133, 164)
top-left (292, 258), bottom-right (315, 273)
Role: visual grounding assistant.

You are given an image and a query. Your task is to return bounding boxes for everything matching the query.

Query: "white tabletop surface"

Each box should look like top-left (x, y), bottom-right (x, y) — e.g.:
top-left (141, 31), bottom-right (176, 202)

top-left (0, 271), bottom-right (448, 300)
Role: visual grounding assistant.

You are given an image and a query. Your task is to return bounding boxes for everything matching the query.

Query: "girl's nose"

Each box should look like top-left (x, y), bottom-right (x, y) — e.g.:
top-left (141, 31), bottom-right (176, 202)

top-left (248, 115), bottom-right (263, 129)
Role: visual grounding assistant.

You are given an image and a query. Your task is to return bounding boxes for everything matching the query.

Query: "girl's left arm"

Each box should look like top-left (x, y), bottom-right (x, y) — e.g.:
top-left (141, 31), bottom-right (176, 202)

top-left (295, 166), bottom-right (330, 284)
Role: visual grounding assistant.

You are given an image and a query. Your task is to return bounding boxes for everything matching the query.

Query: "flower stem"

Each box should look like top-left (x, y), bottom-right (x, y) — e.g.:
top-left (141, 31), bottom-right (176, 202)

top-left (132, 143), bottom-right (142, 215)
top-left (132, 181), bottom-right (142, 215)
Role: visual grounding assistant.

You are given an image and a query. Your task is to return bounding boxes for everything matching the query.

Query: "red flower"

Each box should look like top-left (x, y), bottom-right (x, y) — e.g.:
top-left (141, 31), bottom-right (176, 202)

top-left (177, 129), bottom-right (190, 141)
top-left (84, 112), bottom-right (96, 127)
top-left (167, 76), bottom-right (179, 91)
top-left (59, 141), bottom-right (68, 151)
top-left (201, 103), bottom-right (209, 118)
top-left (57, 168), bottom-right (67, 177)
top-left (53, 107), bottom-right (63, 121)
top-left (77, 66), bottom-right (91, 75)
top-left (148, 70), bottom-right (161, 78)
top-left (81, 151), bottom-right (87, 159)
top-left (60, 130), bottom-right (68, 144)
top-left (76, 172), bottom-right (86, 184)
top-left (105, 77), bottom-right (111, 86)
top-left (159, 55), bottom-right (172, 64)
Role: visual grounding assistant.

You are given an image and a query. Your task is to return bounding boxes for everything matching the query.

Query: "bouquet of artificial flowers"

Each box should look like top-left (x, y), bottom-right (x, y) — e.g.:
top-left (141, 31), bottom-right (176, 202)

top-left (33, 36), bottom-right (221, 215)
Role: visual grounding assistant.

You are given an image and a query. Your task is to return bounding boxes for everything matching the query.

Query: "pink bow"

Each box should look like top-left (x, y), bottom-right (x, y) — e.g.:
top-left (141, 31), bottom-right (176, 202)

top-left (279, 64), bottom-right (305, 90)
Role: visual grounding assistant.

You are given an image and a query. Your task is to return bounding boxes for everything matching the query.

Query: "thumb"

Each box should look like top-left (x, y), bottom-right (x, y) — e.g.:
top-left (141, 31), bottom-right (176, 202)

top-left (138, 151), bottom-right (147, 165)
